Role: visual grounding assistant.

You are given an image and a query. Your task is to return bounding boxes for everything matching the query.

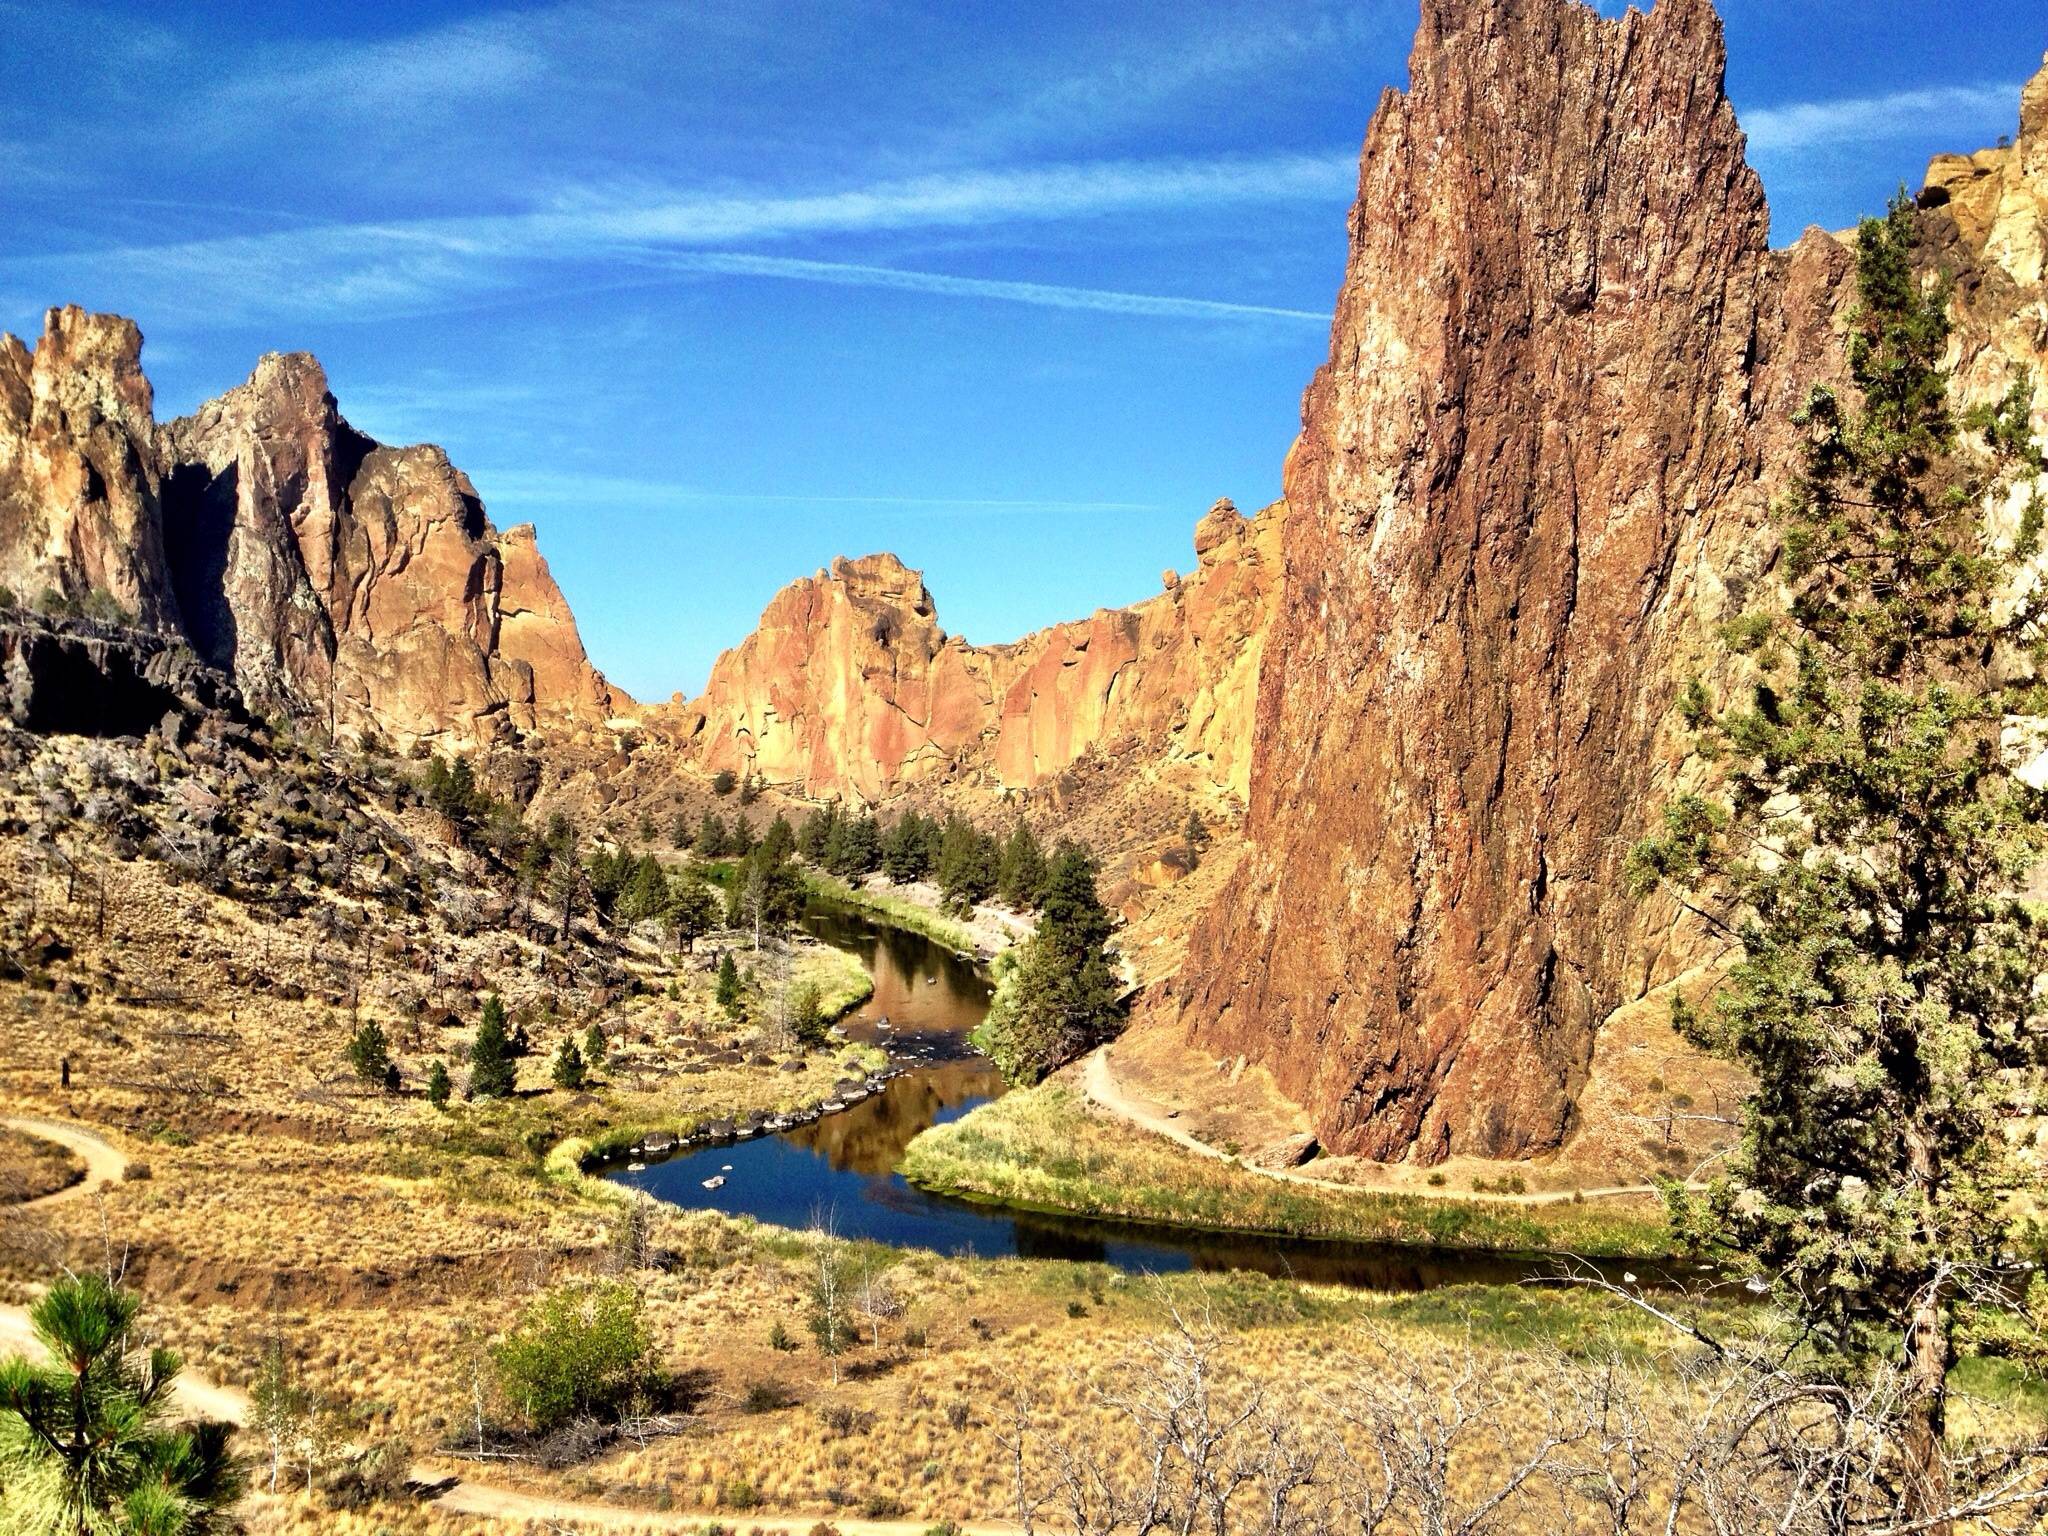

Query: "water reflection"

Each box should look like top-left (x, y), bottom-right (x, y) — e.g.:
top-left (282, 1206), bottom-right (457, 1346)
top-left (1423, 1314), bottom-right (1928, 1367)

top-left (608, 902), bottom-right (1680, 1294)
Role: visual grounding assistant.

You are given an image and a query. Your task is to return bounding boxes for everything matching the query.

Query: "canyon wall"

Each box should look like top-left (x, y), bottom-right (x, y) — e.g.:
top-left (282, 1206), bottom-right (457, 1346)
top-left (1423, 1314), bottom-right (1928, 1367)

top-left (663, 496), bottom-right (1280, 802)
top-left (0, 308), bottom-right (619, 748)
top-left (1156, 11), bottom-right (2048, 1164)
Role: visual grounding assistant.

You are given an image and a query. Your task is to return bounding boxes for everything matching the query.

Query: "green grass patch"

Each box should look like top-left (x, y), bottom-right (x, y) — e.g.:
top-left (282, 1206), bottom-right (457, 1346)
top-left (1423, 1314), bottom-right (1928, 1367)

top-left (1952, 1353), bottom-right (2048, 1420)
top-left (902, 1083), bottom-right (1677, 1260)
top-left (801, 872), bottom-right (982, 955)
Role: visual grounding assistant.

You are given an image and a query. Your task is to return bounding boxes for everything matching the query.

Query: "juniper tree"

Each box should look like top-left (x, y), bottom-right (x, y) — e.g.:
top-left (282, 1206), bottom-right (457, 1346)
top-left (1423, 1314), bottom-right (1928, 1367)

top-left (1629, 194), bottom-right (2048, 1518)
top-left (425, 1058), bottom-right (451, 1110)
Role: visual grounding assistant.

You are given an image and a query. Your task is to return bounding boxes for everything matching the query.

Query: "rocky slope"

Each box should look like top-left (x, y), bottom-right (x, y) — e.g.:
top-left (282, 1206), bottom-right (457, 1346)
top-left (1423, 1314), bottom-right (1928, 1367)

top-left (660, 496), bottom-right (1279, 803)
top-left (1151, 7), bottom-right (2048, 1164)
top-left (0, 309), bottom-right (619, 749)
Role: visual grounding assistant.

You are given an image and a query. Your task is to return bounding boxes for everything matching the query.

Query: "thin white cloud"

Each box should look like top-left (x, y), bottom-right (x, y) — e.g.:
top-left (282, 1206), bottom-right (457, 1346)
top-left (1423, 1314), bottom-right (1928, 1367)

top-left (11, 152), bottom-right (1351, 326)
top-left (1742, 81), bottom-right (2019, 154)
top-left (654, 252), bottom-right (1330, 323)
top-left (552, 153), bottom-right (1355, 245)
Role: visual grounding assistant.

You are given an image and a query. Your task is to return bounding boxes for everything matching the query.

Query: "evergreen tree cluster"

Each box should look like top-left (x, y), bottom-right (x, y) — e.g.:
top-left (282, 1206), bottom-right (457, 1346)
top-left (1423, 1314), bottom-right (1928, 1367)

top-left (973, 842), bottom-right (1124, 1084)
top-left (573, 841), bottom-right (719, 951)
top-left (787, 803), bottom-right (1060, 915)
top-left (796, 803), bottom-right (885, 879)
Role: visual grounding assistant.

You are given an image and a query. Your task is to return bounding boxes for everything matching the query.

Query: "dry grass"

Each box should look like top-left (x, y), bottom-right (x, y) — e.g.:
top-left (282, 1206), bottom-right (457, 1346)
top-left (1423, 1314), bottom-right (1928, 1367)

top-left (902, 1083), bottom-right (1677, 1258)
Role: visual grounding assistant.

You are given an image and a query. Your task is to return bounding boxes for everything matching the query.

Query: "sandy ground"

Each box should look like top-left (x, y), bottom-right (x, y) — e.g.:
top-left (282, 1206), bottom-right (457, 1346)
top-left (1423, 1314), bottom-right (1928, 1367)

top-left (1079, 1045), bottom-right (1678, 1206)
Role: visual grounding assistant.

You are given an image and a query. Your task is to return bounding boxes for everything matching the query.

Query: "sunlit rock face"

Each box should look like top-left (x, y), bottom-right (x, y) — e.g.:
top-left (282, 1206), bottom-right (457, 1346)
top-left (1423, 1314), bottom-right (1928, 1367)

top-left (1159, 0), bottom-right (1787, 1163)
top-left (0, 311), bottom-right (618, 749)
top-left (0, 307), bottom-right (175, 631)
top-left (666, 498), bottom-right (1281, 803)
top-left (1156, 9), bottom-right (2048, 1166)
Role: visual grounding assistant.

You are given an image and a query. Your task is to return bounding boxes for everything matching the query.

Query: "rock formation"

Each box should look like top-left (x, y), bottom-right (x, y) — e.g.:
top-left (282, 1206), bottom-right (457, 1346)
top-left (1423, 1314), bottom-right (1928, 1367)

top-left (1151, 10), bottom-right (2048, 1165)
top-left (0, 308), bottom-right (619, 748)
top-left (1156, 0), bottom-right (1788, 1162)
top-left (665, 497), bottom-right (1280, 802)
top-left (0, 308), bottom-right (175, 630)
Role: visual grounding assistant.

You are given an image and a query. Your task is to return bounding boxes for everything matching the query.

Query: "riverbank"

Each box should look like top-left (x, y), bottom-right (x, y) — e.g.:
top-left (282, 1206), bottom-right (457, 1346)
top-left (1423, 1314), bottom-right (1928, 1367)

top-left (901, 1082), bottom-right (1680, 1259)
top-left (800, 870), bottom-right (1024, 958)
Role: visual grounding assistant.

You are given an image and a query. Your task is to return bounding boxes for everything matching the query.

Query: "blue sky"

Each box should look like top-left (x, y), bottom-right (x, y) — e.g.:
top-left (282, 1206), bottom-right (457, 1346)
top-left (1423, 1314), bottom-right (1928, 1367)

top-left (2, 0), bottom-right (2041, 702)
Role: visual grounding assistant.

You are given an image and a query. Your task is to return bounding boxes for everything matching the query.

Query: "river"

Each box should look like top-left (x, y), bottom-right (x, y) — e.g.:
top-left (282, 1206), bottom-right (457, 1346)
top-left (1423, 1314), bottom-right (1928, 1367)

top-left (606, 902), bottom-right (1677, 1291)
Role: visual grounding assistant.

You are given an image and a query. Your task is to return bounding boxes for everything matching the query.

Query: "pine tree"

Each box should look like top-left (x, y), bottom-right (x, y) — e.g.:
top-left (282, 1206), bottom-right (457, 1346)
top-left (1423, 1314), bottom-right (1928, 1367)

top-left (716, 953), bottom-right (742, 1017)
top-left (664, 871), bottom-right (718, 952)
top-left (1629, 194), bottom-right (2048, 1518)
top-left (0, 1273), bottom-right (246, 1533)
top-left (695, 810), bottom-right (730, 858)
top-left (426, 1059), bottom-right (452, 1110)
top-left (583, 1022), bottom-right (607, 1072)
top-left (798, 803), bottom-right (838, 863)
top-left (936, 814), bottom-right (997, 912)
top-left (790, 982), bottom-right (826, 1048)
top-left (759, 812), bottom-right (797, 865)
top-left (551, 1037), bottom-right (587, 1091)
top-left (883, 810), bottom-right (938, 884)
top-left (468, 994), bottom-right (517, 1100)
top-left (974, 842), bottom-right (1123, 1084)
top-left (346, 1019), bottom-right (391, 1088)
top-left (996, 821), bottom-right (1046, 908)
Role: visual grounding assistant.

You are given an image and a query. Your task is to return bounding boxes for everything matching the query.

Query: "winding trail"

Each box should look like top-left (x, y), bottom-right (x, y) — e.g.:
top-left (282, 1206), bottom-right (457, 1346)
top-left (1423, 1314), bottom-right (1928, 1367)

top-left (1079, 1045), bottom-right (1671, 1206)
top-left (0, 1115), bottom-right (1013, 1534)
top-left (2, 1115), bottom-right (127, 1208)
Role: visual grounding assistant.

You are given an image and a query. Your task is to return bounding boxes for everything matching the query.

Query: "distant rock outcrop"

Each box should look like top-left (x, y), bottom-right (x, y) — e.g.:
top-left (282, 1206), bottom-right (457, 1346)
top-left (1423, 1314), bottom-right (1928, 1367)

top-left (0, 308), bottom-right (619, 748)
top-left (664, 497), bottom-right (1280, 802)
top-left (0, 308), bottom-right (175, 631)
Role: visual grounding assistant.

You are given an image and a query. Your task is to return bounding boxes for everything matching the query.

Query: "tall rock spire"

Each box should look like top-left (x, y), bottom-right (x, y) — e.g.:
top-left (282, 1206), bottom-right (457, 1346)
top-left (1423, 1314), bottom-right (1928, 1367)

top-left (1162, 0), bottom-right (1777, 1161)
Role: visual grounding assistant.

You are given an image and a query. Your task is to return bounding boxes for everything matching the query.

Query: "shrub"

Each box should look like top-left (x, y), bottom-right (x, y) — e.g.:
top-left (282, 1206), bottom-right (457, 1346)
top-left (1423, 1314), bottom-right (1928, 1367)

top-left (492, 1280), bottom-right (651, 1432)
top-left (741, 1379), bottom-right (793, 1414)
top-left (711, 769), bottom-right (738, 797)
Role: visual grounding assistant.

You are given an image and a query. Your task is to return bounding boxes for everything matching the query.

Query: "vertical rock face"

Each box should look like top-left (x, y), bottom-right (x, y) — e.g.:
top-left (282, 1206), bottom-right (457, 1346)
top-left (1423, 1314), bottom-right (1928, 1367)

top-left (0, 314), bottom-right (619, 748)
top-left (668, 500), bottom-right (1282, 802)
top-left (1920, 53), bottom-right (2048, 431)
top-left (0, 307), bottom-right (177, 629)
top-left (1163, 0), bottom-right (1779, 1161)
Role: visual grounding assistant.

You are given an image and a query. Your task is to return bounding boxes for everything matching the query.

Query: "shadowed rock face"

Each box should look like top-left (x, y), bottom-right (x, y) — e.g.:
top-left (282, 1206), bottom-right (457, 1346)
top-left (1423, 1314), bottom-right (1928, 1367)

top-left (0, 310), bottom-right (619, 748)
top-left (1162, 0), bottom-right (1783, 1162)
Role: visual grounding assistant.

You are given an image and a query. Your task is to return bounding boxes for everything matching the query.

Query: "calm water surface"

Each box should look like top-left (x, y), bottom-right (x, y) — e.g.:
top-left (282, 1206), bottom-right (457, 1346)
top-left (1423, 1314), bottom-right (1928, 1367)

top-left (608, 904), bottom-right (1681, 1292)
